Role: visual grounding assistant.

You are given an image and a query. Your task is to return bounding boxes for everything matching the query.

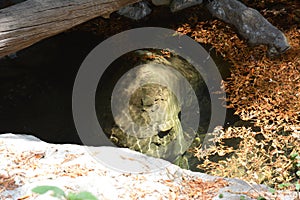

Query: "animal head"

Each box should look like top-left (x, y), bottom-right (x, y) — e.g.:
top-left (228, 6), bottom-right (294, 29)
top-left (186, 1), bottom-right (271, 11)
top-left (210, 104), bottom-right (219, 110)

top-left (268, 32), bottom-right (290, 57)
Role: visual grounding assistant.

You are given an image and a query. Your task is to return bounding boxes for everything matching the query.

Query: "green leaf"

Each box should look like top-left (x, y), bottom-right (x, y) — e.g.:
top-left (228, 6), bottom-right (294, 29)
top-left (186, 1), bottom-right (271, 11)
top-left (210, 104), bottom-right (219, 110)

top-left (295, 183), bottom-right (300, 191)
top-left (66, 191), bottom-right (98, 200)
top-left (296, 171), bottom-right (300, 177)
top-left (290, 153), bottom-right (299, 160)
top-left (67, 192), bottom-right (77, 200)
top-left (296, 163), bottom-right (300, 167)
top-left (268, 188), bottom-right (276, 194)
top-left (32, 186), bottom-right (65, 198)
top-left (240, 196), bottom-right (246, 200)
top-left (257, 196), bottom-right (266, 200)
top-left (218, 193), bottom-right (224, 198)
top-left (278, 183), bottom-right (291, 189)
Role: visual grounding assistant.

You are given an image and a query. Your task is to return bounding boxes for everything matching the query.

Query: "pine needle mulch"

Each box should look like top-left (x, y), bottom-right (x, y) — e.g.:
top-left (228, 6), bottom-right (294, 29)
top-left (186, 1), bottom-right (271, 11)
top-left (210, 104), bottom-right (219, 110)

top-left (176, 0), bottom-right (300, 190)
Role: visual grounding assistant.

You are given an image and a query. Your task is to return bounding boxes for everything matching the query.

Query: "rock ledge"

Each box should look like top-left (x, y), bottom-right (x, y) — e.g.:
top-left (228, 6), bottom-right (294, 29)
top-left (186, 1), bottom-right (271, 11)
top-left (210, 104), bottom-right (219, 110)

top-left (0, 134), bottom-right (296, 199)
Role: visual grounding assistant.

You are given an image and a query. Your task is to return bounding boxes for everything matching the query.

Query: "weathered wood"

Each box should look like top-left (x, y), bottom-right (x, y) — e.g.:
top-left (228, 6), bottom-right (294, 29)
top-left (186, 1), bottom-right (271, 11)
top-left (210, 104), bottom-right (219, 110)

top-left (0, 0), bottom-right (139, 57)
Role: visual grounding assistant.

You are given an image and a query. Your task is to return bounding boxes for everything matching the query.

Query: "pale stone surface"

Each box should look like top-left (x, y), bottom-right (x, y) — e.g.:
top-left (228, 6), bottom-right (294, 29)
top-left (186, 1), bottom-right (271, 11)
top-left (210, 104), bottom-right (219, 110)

top-left (0, 134), bottom-right (296, 200)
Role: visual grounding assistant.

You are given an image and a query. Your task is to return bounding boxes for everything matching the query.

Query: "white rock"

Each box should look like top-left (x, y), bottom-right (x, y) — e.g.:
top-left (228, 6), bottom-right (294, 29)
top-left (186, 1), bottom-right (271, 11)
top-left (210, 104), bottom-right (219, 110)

top-left (0, 133), bottom-right (297, 200)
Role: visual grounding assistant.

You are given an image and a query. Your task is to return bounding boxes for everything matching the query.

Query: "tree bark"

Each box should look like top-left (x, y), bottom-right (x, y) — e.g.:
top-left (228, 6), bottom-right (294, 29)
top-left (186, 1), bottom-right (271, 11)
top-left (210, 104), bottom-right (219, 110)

top-left (0, 0), bottom-right (139, 57)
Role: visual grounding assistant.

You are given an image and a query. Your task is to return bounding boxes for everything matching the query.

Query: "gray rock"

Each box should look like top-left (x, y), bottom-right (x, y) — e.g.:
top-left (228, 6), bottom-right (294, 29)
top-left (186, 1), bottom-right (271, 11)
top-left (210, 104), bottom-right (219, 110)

top-left (117, 1), bottom-right (152, 20)
top-left (0, 133), bottom-right (297, 200)
top-left (170, 0), bottom-right (203, 12)
top-left (207, 0), bottom-right (290, 57)
top-left (151, 0), bottom-right (171, 6)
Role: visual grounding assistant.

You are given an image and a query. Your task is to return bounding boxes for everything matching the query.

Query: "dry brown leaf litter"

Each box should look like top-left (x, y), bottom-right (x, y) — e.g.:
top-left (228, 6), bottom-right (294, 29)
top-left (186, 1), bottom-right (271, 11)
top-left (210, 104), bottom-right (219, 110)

top-left (162, 177), bottom-right (229, 200)
top-left (176, 0), bottom-right (300, 189)
top-left (0, 146), bottom-right (106, 193)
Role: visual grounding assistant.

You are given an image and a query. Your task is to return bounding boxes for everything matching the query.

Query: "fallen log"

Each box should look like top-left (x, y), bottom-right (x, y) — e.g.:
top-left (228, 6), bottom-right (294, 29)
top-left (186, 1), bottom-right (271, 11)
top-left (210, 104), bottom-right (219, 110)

top-left (0, 0), bottom-right (139, 58)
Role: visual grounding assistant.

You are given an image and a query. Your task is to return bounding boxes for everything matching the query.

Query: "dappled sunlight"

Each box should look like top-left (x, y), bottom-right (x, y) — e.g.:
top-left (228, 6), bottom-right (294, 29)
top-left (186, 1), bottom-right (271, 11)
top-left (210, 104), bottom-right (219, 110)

top-left (176, 0), bottom-right (300, 190)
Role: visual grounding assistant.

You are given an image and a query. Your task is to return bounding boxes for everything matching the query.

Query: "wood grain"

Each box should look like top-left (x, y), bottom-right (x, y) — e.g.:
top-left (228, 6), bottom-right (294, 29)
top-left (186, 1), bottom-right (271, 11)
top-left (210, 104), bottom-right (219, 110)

top-left (0, 0), bottom-right (139, 57)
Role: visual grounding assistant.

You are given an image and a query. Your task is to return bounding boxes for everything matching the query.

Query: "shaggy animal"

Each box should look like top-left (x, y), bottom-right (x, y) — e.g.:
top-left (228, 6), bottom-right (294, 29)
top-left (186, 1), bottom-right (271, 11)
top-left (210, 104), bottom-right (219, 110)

top-left (207, 0), bottom-right (290, 57)
top-left (109, 50), bottom-right (202, 162)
